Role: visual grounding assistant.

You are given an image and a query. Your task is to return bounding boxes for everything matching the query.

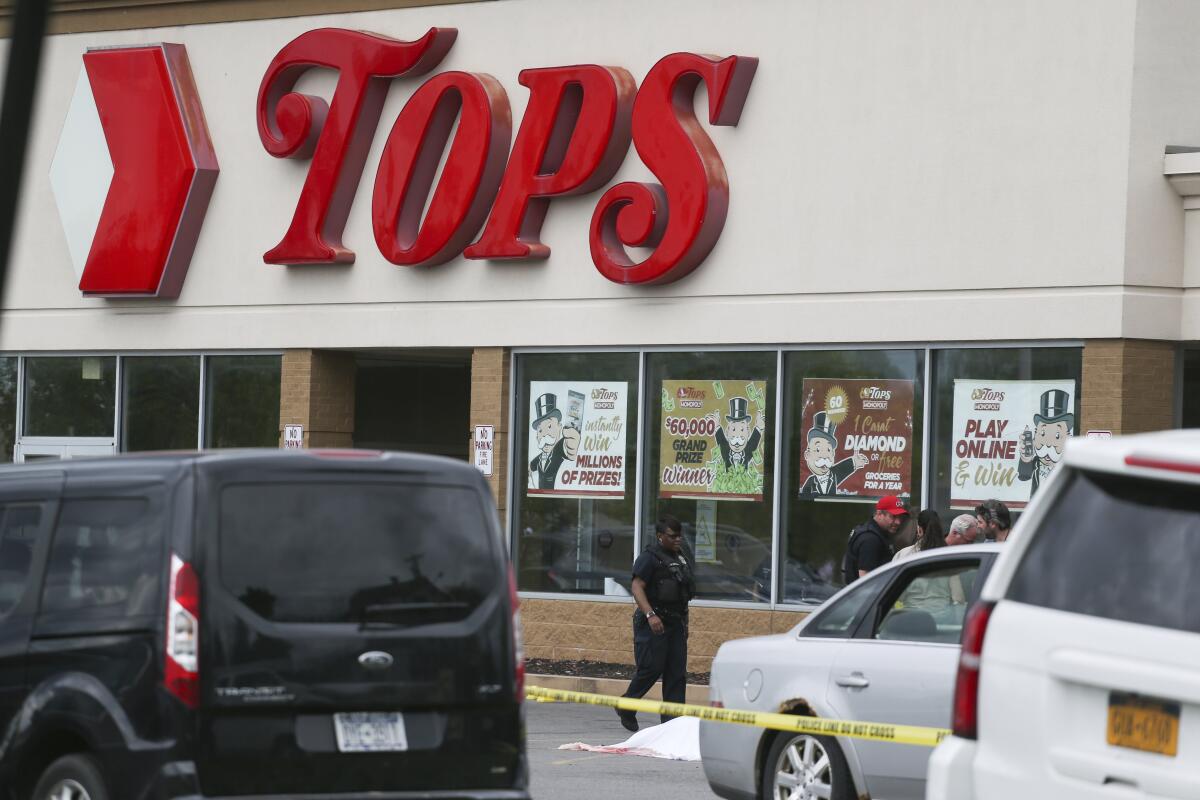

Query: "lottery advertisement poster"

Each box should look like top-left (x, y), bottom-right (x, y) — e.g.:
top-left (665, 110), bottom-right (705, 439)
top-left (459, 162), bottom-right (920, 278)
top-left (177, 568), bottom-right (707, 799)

top-left (658, 379), bottom-right (768, 501)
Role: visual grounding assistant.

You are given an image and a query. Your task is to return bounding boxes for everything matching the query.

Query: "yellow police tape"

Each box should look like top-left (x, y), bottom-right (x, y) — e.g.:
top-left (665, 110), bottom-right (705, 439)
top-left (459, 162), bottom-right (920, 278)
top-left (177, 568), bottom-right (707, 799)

top-left (525, 685), bottom-right (949, 748)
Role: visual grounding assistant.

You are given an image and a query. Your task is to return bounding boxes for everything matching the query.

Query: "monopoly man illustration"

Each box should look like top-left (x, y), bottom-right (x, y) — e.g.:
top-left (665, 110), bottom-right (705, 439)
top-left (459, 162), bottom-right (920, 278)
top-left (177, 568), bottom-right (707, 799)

top-left (714, 397), bottom-right (763, 472)
top-left (528, 392), bottom-right (580, 490)
top-left (799, 411), bottom-right (869, 496)
top-left (1017, 388), bottom-right (1073, 497)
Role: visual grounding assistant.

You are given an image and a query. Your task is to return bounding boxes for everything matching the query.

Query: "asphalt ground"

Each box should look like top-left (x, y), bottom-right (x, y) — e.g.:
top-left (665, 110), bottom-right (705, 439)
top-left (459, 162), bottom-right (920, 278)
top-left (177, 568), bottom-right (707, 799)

top-left (525, 699), bottom-right (713, 800)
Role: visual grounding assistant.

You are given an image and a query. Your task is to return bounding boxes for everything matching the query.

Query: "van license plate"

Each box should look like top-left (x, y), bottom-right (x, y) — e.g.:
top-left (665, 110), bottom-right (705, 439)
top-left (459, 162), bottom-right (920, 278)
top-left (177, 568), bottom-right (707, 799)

top-left (1107, 692), bottom-right (1179, 757)
top-left (333, 712), bottom-right (408, 752)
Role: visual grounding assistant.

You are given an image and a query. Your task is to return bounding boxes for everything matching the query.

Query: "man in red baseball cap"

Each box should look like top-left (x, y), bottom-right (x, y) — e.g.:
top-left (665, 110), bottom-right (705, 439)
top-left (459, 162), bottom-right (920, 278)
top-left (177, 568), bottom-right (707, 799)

top-left (841, 495), bottom-right (909, 584)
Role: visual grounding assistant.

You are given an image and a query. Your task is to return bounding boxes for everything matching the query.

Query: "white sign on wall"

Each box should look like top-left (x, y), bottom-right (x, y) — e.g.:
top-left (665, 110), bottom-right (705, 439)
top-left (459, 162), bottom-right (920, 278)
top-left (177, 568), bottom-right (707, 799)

top-left (527, 381), bottom-right (629, 498)
top-left (283, 424), bottom-right (304, 448)
top-left (473, 425), bottom-right (495, 477)
top-left (950, 379), bottom-right (1076, 509)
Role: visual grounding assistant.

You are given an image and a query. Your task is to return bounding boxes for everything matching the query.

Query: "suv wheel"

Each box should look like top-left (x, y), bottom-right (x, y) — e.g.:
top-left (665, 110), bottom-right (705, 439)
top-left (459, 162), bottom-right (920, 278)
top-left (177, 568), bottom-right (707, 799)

top-left (761, 732), bottom-right (853, 800)
top-left (31, 754), bottom-right (108, 800)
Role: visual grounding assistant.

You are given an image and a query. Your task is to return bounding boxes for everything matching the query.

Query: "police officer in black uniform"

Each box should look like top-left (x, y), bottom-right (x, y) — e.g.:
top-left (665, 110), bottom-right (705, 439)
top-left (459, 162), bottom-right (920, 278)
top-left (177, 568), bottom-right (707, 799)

top-left (617, 515), bottom-right (695, 732)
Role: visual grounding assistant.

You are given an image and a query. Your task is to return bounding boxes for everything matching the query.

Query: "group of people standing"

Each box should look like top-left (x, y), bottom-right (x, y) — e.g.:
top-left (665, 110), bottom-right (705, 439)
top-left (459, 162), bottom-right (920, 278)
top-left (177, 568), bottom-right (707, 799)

top-left (843, 495), bottom-right (1014, 579)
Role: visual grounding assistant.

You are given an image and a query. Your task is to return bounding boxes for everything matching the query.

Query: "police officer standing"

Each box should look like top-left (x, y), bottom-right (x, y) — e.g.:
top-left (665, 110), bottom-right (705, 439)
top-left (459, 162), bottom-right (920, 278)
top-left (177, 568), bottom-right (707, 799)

top-left (618, 515), bottom-right (695, 732)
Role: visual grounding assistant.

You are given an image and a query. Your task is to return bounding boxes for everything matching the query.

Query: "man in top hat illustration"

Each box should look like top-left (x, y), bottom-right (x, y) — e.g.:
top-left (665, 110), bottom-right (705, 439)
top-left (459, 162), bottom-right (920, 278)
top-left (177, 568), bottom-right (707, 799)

top-left (715, 397), bottom-right (763, 471)
top-left (800, 411), bottom-right (869, 496)
top-left (1018, 389), bottom-right (1073, 496)
top-left (529, 392), bottom-right (580, 490)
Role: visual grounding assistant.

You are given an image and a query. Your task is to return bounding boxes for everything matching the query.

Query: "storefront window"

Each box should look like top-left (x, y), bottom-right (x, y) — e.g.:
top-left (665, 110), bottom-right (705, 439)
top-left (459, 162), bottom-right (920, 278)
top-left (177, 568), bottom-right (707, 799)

top-left (779, 349), bottom-right (924, 604)
top-left (513, 352), bottom-right (639, 594)
top-left (643, 351), bottom-right (777, 604)
top-left (0, 359), bottom-right (15, 461)
top-left (929, 347), bottom-right (1083, 524)
top-left (121, 356), bottom-right (201, 451)
top-left (24, 356), bottom-right (116, 437)
top-left (204, 355), bottom-right (281, 448)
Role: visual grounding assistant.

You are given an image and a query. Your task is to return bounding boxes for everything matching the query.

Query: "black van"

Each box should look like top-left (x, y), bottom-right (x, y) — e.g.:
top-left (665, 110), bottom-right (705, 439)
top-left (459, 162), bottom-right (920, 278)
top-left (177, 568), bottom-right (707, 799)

top-left (0, 450), bottom-right (527, 800)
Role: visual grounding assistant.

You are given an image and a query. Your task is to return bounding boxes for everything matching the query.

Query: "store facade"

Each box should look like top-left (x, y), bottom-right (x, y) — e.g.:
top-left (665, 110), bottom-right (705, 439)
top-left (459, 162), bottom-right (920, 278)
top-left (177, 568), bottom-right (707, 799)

top-left (3, 0), bottom-right (1200, 670)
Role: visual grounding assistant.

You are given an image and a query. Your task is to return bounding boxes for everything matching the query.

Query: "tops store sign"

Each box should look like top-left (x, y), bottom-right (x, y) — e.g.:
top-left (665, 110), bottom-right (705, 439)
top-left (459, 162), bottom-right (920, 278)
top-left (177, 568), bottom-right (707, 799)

top-left (52, 27), bottom-right (759, 299)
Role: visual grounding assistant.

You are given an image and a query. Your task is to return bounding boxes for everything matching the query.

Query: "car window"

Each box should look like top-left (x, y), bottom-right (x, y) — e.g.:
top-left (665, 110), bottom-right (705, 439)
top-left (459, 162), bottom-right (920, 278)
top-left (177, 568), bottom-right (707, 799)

top-left (802, 572), bottom-right (888, 638)
top-left (0, 505), bottom-right (41, 616)
top-left (1008, 469), bottom-right (1200, 633)
top-left (219, 482), bottom-right (497, 625)
top-left (874, 560), bottom-right (980, 644)
top-left (40, 497), bottom-right (162, 622)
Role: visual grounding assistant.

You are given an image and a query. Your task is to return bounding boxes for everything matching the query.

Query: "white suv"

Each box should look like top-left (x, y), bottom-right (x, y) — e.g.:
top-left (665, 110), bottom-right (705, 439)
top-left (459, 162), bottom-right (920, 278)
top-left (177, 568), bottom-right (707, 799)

top-left (928, 431), bottom-right (1200, 800)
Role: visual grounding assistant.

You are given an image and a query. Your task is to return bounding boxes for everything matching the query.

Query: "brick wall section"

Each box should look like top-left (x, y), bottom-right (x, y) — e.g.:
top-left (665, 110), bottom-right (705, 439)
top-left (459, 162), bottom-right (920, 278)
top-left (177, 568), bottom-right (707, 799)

top-left (1082, 340), bottom-right (1177, 434)
top-left (522, 598), bottom-right (809, 675)
top-left (278, 349), bottom-right (356, 447)
top-left (470, 348), bottom-right (511, 515)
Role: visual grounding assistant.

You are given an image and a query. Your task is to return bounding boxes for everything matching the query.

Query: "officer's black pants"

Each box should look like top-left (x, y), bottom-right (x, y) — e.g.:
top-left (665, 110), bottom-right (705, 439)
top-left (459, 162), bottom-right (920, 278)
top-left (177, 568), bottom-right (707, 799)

top-left (622, 613), bottom-right (687, 723)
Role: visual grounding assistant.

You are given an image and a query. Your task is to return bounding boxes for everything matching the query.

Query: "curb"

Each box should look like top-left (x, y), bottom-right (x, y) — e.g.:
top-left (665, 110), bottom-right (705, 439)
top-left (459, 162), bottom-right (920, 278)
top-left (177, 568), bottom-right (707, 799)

top-left (527, 673), bottom-right (710, 706)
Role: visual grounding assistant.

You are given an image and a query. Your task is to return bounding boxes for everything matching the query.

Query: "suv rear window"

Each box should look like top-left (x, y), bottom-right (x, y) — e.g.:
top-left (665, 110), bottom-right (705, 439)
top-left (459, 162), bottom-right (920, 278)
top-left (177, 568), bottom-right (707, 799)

top-left (219, 482), bottom-right (497, 624)
top-left (1008, 468), bottom-right (1200, 633)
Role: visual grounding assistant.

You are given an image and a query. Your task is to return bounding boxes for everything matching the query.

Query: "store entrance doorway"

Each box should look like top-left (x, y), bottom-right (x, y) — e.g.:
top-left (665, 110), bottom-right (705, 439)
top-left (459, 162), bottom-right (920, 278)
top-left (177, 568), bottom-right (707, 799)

top-left (353, 351), bottom-right (472, 460)
top-left (14, 437), bottom-right (116, 463)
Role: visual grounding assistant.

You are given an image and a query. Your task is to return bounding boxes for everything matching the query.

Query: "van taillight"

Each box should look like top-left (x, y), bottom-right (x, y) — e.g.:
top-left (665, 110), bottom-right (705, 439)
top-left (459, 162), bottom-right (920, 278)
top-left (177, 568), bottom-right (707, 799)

top-left (509, 566), bottom-right (524, 702)
top-left (165, 554), bottom-right (200, 709)
top-left (952, 600), bottom-right (995, 740)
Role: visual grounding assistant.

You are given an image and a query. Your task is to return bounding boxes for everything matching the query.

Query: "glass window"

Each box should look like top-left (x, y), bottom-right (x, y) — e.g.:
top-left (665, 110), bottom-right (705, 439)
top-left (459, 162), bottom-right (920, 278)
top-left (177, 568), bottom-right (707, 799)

top-left (1008, 469), bottom-right (1200, 634)
top-left (513, 353), bottom-right (639, 594)
top-left (643, 351), bottom-right (776, 603)
top-left (121, 356), bottom-right (201, 451)
top-left (40, 498), bottom-right (162, 622)
top-left (0, 505), bottom-right (41, 616)
top-left (779, 349), bottom-right (924, 605)
top-left (802, 571), bottom-right (888, 638)
top-left (220, 482), bottom-right (496, 624)
top-left (24, 356), bottom-right (116, 437)
top-left (0, 359), bottom-right (16, 462)
top-left (929, 347), bottom-right (1082, 526)
top-left (204, 355), bottom-right (281, 448)
top-left (876, 561), bottom-right (980, 643)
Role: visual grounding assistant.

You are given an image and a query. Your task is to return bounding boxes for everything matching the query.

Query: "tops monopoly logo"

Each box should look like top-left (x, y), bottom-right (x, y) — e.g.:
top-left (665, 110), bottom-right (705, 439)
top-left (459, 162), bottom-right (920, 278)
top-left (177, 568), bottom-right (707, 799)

top-left (971, 387), bottom-right (1005, 411)
top-left (51, 28), bottom-right (757, 298)
top-left (859, 385), bottom-right (892, 410)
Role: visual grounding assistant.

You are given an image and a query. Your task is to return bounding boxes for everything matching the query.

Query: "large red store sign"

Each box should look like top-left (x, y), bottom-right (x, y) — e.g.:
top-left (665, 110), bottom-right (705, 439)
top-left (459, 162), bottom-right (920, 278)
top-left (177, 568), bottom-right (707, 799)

top-left (258, 27), bottom-right (758, 285)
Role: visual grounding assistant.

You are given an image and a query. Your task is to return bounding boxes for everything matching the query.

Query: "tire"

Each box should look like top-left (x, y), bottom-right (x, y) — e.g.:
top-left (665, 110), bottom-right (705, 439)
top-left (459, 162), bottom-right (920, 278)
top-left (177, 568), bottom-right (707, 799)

top-left (760, 732), bottom-right (854, 800)
top-left (30, 754), bottom-right (109, 800)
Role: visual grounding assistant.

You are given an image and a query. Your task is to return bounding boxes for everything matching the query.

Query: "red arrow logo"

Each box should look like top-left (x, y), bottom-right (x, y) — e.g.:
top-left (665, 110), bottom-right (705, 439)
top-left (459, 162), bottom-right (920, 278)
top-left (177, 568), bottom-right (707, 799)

top-left (62, 44), bottom-right (218, 298)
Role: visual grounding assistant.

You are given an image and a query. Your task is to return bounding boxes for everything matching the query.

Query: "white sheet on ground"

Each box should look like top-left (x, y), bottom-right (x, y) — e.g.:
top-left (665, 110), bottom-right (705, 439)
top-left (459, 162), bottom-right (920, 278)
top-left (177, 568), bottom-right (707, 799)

top-left (558, 716), bottom-right (701, 761)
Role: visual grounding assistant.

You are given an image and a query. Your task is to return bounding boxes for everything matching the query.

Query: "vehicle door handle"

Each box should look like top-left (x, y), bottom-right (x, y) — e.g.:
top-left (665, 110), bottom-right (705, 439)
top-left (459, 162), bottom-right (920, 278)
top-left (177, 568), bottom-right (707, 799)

top-left (835, 673), bottom-right (870, 688)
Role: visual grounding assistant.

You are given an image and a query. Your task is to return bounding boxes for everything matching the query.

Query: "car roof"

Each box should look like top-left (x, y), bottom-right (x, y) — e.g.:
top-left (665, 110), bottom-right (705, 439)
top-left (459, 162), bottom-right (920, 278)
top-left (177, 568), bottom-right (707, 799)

top-left (913, 541), bottom-right (1003, 556)
top-left (1063, 430), bottom-right (1200, 484)
top-left (894, 542), bottom-right (1005, 564)
top-left (0, 448), bottom-right (484, 482)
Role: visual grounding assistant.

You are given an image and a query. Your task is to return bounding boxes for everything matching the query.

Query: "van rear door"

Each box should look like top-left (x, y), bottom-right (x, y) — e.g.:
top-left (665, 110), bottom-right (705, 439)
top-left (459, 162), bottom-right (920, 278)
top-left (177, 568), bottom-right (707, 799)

top-left (977, 468), bottom-right (1200, 800)
top-left (195, 469), bottom-right (520, 797)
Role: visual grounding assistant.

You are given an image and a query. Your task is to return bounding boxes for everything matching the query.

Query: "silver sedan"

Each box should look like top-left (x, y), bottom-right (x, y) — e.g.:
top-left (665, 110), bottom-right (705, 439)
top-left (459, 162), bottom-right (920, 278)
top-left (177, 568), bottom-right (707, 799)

top-left (700, 544), bottom-right (1003, 800)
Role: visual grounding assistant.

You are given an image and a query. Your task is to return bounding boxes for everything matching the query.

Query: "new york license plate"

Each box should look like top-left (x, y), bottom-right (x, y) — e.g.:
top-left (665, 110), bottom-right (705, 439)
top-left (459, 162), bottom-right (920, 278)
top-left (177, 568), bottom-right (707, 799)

top-left (333, 712), bottom-right (408, 753)
top-left (1107, 692), bottom-right (1179, 757)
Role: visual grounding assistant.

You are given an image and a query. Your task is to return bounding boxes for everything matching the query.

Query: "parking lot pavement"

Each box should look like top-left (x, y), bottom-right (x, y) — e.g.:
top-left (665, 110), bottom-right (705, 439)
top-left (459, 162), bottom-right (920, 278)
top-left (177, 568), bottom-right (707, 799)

top-left (526, 700), bottom-right (713, 800)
